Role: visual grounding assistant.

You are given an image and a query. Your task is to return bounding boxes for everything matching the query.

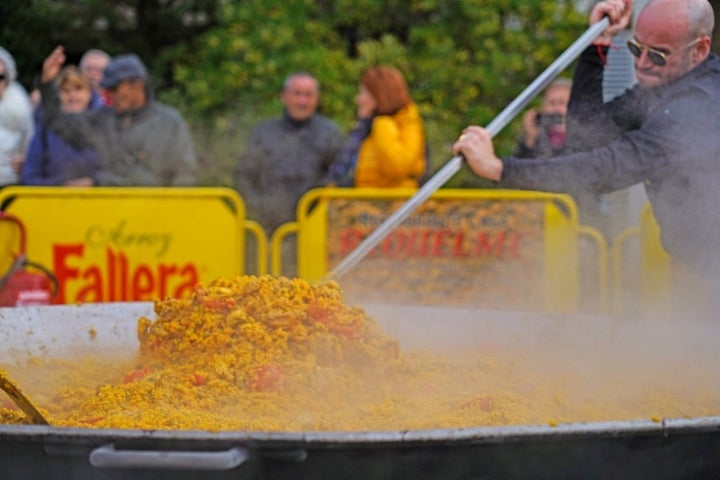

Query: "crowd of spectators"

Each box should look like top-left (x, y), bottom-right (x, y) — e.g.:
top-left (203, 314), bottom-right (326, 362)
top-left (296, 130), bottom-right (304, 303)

top-left (1, 45), bottom-right (429, 226)
top-left (3, 0), bottom-right (718, 294)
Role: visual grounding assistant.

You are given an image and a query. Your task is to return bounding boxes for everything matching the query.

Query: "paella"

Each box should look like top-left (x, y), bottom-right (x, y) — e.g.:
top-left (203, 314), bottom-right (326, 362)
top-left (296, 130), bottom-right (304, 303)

top-left (1, 275), bottom-right (719, 431)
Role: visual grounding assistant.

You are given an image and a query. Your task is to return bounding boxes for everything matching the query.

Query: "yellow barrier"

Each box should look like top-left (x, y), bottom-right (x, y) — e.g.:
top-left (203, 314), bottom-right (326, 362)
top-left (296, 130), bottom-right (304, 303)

top-left (273, 188), bottom-right (581, 313)
top-left (611, 203), bottom-right (671, 316)
top-left (0, 214), bottom-right (23, 275)
top-left (0, 186), bottom-right (260, 303)
top-left (243, 219), bottom-right (269, 276)
top-left (610, 225), bottom-right (641, 316)
top-left (638, 204), bottom-right (671, 305)
top-left (270, 222), bottom-right (298, 276)
top-left (577, 224), bottom-right (609, 314)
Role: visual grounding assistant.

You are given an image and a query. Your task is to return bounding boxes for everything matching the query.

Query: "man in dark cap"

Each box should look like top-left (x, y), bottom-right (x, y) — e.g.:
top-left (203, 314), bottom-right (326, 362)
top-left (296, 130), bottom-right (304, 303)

top-left (38, 46), bottom-right (198, 186)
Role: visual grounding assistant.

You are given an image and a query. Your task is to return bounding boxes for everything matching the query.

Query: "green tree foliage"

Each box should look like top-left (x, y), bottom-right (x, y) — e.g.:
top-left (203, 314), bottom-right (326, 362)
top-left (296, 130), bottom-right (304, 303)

top-left (1, 0), bottom-right (588, 187)
top-left (166, 0), bottom-right (586, 186)
top-left (0, 0), bottom-right (220, 88)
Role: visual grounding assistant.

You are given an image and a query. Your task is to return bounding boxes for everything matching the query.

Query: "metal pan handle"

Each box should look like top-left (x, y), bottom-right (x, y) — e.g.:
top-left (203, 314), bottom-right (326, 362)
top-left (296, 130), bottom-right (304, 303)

top-left (89, 443), bottom-right (249, 471)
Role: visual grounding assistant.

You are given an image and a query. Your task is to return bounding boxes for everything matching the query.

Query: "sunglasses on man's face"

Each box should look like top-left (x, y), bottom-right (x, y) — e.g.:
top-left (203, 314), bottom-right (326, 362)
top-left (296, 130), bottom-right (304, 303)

top-left (0, 73), bottom-right (6, 81)
top-left (626, 39), bottom-right (670, 66)
top-left (627, 37), bottom-right (703, 67)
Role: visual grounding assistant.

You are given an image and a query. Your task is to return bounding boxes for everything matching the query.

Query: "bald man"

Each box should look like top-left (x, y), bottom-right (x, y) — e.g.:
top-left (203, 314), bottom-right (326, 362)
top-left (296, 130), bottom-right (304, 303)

top-left (454, 0), bottom-right (720, 294)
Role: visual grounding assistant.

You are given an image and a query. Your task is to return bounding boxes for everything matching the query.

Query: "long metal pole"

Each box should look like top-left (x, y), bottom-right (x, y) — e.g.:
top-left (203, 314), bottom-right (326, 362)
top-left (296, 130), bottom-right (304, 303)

top-left (326, 18), bottom-right (611, 281)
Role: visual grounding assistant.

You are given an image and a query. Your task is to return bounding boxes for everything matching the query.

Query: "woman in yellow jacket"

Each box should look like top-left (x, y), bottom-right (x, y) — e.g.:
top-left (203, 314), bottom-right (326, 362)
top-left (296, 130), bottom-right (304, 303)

top-left (343, 66), bottom-right (427, 188)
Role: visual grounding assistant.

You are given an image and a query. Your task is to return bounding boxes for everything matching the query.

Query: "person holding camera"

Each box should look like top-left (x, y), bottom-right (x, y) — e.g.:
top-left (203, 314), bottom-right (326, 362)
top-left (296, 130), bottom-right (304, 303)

top-left (514, 78), bottom-right (572, 159)
top-left (512, 76), bottom-right (614, 236)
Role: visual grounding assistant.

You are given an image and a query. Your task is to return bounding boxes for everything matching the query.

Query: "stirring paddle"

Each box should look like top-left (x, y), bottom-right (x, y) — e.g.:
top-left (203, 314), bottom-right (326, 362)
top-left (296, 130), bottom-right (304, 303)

top-left (0, 368), bottom-right (50, 425)
top-left (326, 18), bottom-right (611, 281)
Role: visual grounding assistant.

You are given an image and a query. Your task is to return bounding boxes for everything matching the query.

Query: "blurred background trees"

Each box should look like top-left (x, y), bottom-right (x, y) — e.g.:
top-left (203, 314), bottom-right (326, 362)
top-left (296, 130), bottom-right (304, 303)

top-left (1, 0), bottom-right (620, 187)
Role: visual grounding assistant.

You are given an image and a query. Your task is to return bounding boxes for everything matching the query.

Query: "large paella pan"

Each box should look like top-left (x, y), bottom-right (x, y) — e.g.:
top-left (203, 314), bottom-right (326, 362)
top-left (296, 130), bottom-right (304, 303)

top-left (1, 276), bottom-right (719, 479)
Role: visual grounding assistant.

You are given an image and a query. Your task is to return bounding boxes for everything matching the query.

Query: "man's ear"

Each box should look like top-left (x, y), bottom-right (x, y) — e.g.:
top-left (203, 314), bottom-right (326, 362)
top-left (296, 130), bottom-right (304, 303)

top-left (693, 36), bottom-right (712, 64)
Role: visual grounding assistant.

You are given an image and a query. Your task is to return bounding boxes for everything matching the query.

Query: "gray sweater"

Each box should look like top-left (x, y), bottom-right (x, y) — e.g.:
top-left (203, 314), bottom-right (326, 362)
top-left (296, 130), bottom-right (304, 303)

top-left (234, 112), bottom-right (343, 233)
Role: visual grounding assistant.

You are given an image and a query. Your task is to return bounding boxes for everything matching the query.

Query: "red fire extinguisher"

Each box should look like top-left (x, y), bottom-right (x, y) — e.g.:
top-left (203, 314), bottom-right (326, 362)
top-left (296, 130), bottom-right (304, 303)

top-left (0, 212), bottom-right (58, 307)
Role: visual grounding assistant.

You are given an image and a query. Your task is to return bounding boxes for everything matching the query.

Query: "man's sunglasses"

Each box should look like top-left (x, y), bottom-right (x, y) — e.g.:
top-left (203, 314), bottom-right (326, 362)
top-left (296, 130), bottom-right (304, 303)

top-left (627, 37), bottom-right (702, 67)
top-left (0, 73), bottom-right (6, 81)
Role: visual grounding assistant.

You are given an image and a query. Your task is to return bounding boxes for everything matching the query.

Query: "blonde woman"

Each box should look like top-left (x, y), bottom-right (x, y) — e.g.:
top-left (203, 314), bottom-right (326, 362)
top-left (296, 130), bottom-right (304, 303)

top-left (22, 66), bottom-right (99, 186)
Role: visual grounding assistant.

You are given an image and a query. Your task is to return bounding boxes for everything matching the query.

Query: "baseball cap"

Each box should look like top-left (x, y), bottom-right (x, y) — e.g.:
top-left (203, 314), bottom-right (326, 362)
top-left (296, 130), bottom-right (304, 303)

top-left (100, 54), bottom-right (148, 89)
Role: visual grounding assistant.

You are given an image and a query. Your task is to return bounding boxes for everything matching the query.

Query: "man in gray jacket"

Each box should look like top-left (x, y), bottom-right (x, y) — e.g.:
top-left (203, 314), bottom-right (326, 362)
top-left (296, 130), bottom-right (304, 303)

top-left (234, 71), bottom-right (343, 235)
top-left (39, 46), bottom-right (198, 186)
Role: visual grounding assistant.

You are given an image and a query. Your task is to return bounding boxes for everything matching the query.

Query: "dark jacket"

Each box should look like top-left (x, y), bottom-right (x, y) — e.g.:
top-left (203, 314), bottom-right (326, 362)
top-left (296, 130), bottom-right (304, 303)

top-left (499, 46), bottom-right (720, 280)
top-left (21, 117), bottom-right (99, 185)
top-left (234, 111), bottom-right (343, 234)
